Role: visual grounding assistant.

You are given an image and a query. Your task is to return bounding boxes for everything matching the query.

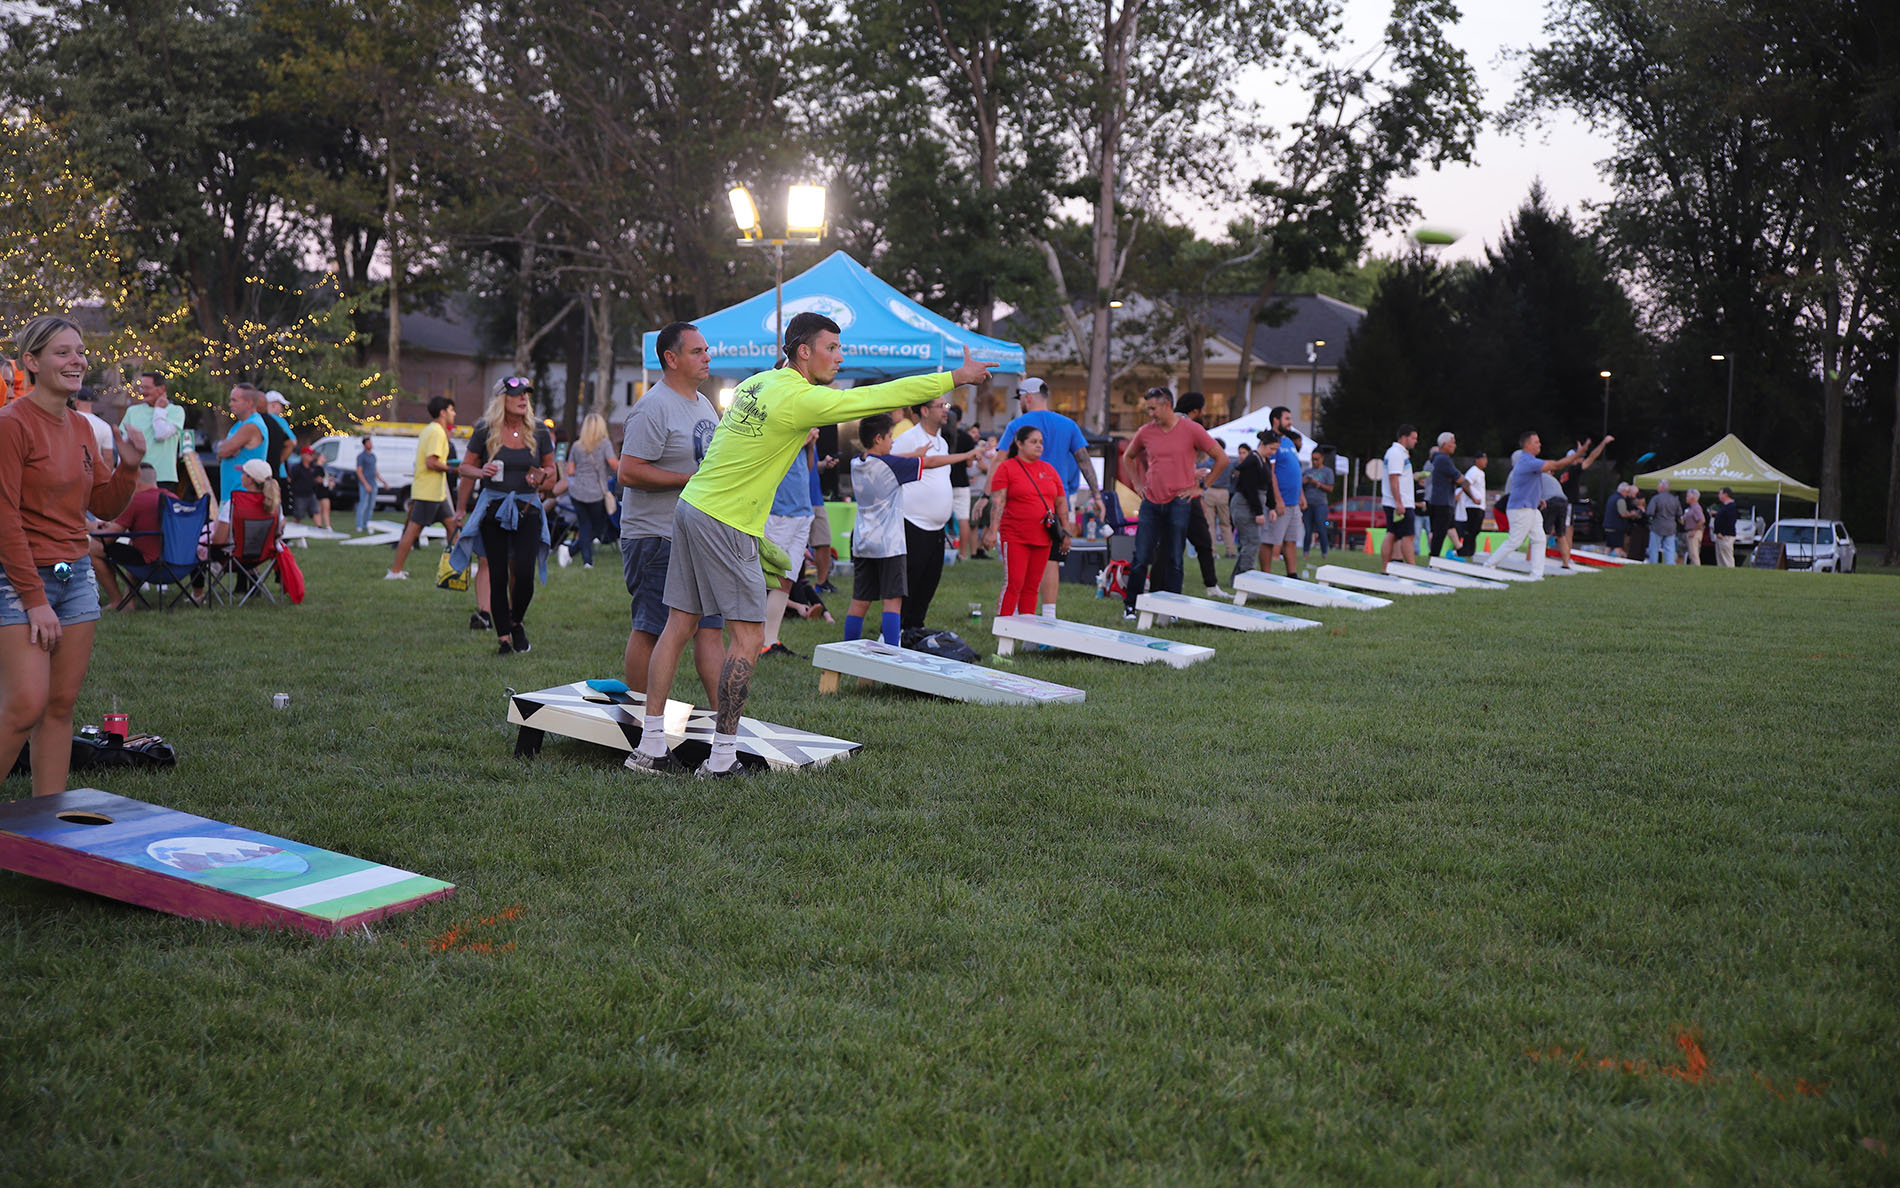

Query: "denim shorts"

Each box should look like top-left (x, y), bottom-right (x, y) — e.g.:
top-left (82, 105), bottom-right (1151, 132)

top-left (0, 560), bottom-right (102, 627)
top-left (621, 535), bottom-right (722, 636)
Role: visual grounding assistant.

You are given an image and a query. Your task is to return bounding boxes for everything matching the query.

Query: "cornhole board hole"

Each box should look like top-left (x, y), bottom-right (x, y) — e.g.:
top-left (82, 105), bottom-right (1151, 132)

top-left (1430, 555), bottom-right (1538, 584)
top-left (507, 681), bottom-right (859, 771)
top-left (1232, 570), bottom-right (1391, 611)
top-left (812, 639), bottom-right (1084, 706)
top-left (1316, 564), bottom-right (1454, 596)
top-left (1573, 547), bottom-right (1642, 566)
top-left (1492, 553), bottom-right (1587, 576)
top-left (991, 614), bottom-right (1214, 669)
top-left (1135, 591), bottom-right (1321, 633)
top-left (0, 788), bottom-right (454, 936)
top-left (1387, 561), bottom-right (1507, 590)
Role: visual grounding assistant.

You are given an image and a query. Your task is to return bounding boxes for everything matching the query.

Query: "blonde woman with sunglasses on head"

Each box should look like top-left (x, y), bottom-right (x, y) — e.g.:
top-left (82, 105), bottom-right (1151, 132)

top-left (0, 316), bottom-right (146, 795)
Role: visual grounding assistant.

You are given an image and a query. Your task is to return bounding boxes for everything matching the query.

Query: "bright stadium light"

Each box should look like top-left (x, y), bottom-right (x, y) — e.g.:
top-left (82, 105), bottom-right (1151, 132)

top-left (785, 184), bottom-right (828, 241)
top-left (729, 186), bottom-right (762, 241)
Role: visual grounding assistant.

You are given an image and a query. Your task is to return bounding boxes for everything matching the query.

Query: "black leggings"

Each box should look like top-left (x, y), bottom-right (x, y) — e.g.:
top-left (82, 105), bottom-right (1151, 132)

top-left (1428, 505), bottom-right (1456, 558)
top-left (479, 504), bottom-right (542, 636)
top-left (1185, 499), bottom-right (1219, 588)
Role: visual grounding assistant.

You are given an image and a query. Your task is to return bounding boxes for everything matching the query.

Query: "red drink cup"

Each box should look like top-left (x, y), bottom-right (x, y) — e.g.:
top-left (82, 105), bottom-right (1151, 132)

top-left (102, 712), bottom-right (129, 739)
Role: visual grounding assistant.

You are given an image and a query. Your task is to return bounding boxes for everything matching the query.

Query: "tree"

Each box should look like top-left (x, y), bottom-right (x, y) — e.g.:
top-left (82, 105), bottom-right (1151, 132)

top-left (0, 110), bottom-right (174, 378)
top-left (261, 0), bottom-right (478, 394)
top-left (1514, 0), bottom-right (1900, 524)
top-left (1322, 253), bottom-right (1465, 459)
top-left (1, 1), bottom-right (314, 381)
top-left (819, 0), bottom-right (1068, 363)
top-left (1226, 0), bottom-right (1481, 413)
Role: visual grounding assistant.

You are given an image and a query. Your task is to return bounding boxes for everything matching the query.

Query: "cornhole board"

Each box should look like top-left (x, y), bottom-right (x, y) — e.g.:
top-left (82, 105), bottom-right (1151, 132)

top-left (1556, 547), bottom-right (1626, 568)
top-left (1316, 564), bottom-right (1454, 596)
top-left (280, 523), bottom-right (348, 542)
top-left (812, 639), bottom-right (1084, 705)
top-left (1135, 591), bottom-right (1321, 633)
top-left (1489, 553), bottom-right (1581, 577)
top-left (0, 788), bottom-right (454, 936)
top-left (1430, 555), bottom-right (1538, 583)
top-left (1386, 561), bottom-right (1507, 591)
top-left (991, 614), bottom-right (1214, 668)
top-left (1573, 547), bottom-right (1642, 566)
top-left (1231, 570), bottom-right (1391, 611)
top-left (339, 522), bottom-right (447, 547)
top-left (507, 681), bottom-right (859, 771)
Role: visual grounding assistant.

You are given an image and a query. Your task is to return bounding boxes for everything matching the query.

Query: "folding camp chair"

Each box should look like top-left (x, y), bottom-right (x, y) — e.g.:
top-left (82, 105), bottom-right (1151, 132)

top-left (111, 495), bottom-right (211, 610)
top-left (220, 507), bottom-right (282, 607)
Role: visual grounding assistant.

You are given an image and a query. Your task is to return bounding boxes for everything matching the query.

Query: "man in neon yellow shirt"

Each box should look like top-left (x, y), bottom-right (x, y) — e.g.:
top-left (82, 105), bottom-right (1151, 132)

top-left (629, 311), bottom-right (996, 778)
top-left (387, 395), bottom-right (461, 578)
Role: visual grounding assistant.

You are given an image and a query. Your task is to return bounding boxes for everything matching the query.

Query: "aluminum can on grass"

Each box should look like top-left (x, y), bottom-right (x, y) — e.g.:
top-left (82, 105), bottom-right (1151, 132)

top-left (272, 693), bottom-right (290, 711)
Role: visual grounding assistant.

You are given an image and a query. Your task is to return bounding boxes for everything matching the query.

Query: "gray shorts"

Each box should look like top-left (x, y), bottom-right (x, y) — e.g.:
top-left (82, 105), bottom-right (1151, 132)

top-left (622, 535), bottom-right (721, 636)
top-left (663, 501), bottom-right (766, 623)
top-left (1260, 506), bottom-right (1301, 546)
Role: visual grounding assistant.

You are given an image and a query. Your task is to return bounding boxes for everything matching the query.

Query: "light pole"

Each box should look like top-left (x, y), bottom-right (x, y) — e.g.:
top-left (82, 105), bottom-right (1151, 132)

top-left (1710, 353), bottom-right (1735, 436)
top-left (1599, 370), bottom-right (1612, 439)
top-left (730, 183), bottom-right (828, 357)
top-left (1307, 339), bottom-right (1326, 433)
top-left (1107, 298), bottom-right (1123, 428)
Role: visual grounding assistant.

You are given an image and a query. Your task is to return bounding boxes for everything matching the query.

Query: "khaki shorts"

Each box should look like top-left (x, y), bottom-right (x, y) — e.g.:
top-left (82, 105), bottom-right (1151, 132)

top-left (1260, 506), bottom-right (1301, 546)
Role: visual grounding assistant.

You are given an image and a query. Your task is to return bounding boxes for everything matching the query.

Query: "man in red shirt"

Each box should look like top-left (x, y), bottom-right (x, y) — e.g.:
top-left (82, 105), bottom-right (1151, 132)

top-left (1119, 387), bottom-right (1227, 620)
top-left (89, 463), bottom-right (174, 608)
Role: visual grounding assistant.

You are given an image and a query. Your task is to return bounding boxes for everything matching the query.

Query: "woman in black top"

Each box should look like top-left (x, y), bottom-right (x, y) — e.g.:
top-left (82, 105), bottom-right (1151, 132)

top-left (1228, 438), bottom-right (1269, 582)
top-left (457, 377), bottom-right (556, 654)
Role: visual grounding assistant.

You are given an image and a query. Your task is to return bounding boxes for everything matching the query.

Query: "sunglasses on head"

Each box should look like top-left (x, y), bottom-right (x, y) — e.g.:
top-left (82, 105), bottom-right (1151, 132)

top-left (501, 377), bottom-right (532, 394)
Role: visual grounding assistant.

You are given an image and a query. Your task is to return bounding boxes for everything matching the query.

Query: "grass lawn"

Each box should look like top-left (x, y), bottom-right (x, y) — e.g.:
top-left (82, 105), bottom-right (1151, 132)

top-left (4, 536), bottom-right (1897, 1185)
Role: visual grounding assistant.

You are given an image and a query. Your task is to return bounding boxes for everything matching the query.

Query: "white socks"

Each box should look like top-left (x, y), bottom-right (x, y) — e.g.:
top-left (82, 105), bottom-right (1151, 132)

top-left (1041, 603), bottom-right (1056, 618)
top-left (637, 715), bottom-right (667, 758)
top-left (705, 732), bottom-right (738, 772)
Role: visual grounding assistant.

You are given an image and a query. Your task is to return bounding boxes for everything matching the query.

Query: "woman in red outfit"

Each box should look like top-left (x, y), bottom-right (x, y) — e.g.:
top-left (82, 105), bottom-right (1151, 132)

top-left (0, 316), bottom-right (145, 796)
top-left (983, 425), bottom-right (1070, 618)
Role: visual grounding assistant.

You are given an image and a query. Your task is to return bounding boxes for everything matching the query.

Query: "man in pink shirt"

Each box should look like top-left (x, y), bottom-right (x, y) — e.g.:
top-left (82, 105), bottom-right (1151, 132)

top-left (1119, 387), bottom-right (1227, 620)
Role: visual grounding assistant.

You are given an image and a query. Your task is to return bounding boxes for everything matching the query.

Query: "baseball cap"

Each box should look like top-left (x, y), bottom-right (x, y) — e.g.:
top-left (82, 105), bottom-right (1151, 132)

top-left (265, 389), bottom-right (288, 409)
top-left (1016, 378), bottom-right (1048, 396)
top-left (240, 458), bottom-right (273, 483)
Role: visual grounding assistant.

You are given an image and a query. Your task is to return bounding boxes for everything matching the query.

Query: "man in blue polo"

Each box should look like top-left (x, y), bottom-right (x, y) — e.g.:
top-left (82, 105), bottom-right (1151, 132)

top-left (998, 378), bottom-right (1102, 617)
top-left (1261, 405), bottom-right (1307, 577)
top-left (1483, 430), bottom-right (1598, 579)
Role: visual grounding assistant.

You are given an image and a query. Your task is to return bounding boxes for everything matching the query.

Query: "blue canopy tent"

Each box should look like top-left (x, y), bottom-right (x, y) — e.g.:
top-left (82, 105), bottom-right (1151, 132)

top-left (641, 250), bottom-right (1026, 381)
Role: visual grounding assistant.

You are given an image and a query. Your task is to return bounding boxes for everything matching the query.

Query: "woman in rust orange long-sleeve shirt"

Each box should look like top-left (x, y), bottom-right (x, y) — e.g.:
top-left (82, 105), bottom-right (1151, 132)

top-left (0, 316), bottom-right (145, 797)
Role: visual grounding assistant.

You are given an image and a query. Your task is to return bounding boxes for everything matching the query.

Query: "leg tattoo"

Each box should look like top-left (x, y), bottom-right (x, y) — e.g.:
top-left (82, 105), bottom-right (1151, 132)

top-left (715, 654), bottom-right (755, 735)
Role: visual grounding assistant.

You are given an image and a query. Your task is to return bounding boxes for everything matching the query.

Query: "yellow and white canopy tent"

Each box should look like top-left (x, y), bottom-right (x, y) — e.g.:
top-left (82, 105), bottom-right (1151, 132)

top-left (1636, 433), bottom-right (1818, 523)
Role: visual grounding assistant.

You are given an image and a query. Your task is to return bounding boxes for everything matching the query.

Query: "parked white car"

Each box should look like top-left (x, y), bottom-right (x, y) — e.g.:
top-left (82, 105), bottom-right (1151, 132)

top-left (1763, 518), bottom-right (1857, 572)
top-left (1733, 506), bottom-right (1766, 546)
top-left (309, 425), bottom-right (472, 509)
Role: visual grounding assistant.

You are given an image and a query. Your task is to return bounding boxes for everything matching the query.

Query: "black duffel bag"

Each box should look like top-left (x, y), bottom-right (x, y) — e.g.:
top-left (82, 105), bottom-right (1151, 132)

top-left (899, 627), bottom-right (981, 665)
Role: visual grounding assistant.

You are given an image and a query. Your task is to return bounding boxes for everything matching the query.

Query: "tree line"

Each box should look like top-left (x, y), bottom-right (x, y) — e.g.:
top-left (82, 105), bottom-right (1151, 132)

top-left (2, 0), bottom-right (1896, 550)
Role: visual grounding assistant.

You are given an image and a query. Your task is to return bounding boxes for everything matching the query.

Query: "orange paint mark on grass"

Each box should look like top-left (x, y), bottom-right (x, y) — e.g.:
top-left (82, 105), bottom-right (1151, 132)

top-left (406, 903), bottom-right (524, 954)
top-left (1529, 1030), bottom-right (1823, 1102)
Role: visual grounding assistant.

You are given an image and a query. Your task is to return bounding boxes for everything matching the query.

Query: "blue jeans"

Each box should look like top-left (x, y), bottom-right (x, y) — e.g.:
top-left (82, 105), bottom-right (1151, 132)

top-left (1123, 497), bottom-right (1191, 610)
top-left (354, 492), bottom-right (374, 533)
top-left (571, 498), bottom-right (609, 566)
top-left (1303, 500), bottom-right (1331, 555)
top-left (1647, 533), bottom-right (1678, 564)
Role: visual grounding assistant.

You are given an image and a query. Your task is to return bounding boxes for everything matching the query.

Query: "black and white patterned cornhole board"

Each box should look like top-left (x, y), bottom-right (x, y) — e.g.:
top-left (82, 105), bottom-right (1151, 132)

top-left (506, 681), bottom-right (860, 771)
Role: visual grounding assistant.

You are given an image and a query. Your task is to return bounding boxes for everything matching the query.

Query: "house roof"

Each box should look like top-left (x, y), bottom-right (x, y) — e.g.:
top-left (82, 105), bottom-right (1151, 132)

top-left (995, 291), bottom-right (1363, 370)
top-left (1202, 293), bottom-right (1362, 369)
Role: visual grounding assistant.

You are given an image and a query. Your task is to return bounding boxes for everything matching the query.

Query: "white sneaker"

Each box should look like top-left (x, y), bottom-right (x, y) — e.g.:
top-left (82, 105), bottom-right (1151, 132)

top-left (557, 544), bottom-right (571, 567)
top-left (383, 570), bottom-right (408, 580)
top-left (1205, 584), bottom-right (1229, 598)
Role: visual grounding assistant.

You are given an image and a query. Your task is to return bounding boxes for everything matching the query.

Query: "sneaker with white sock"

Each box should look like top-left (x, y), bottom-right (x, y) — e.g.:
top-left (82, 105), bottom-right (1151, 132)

top-left (383, 570), bottom-right (408, 580)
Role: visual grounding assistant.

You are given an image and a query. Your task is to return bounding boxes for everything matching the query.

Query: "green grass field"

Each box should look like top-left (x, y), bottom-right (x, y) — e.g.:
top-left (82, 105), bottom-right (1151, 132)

top-left (4, 537), bottom-right (1897, 1185)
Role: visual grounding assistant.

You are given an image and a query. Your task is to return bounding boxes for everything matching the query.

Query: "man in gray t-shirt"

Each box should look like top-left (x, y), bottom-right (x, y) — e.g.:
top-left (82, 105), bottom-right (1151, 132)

top-left (1645, 479), bottom-right (1683, 564)
top-left (620, 323), bottom-right (724, 700)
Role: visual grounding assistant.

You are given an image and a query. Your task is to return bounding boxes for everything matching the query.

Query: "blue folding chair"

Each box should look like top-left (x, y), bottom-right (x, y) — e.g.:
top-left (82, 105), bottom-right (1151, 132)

top-left (113, 495), bottom-right (210, 610)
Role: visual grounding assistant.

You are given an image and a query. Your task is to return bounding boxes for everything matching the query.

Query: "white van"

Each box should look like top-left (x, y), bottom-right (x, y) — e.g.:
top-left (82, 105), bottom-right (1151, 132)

top-left (309, 423), bottom-right (474, 509)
